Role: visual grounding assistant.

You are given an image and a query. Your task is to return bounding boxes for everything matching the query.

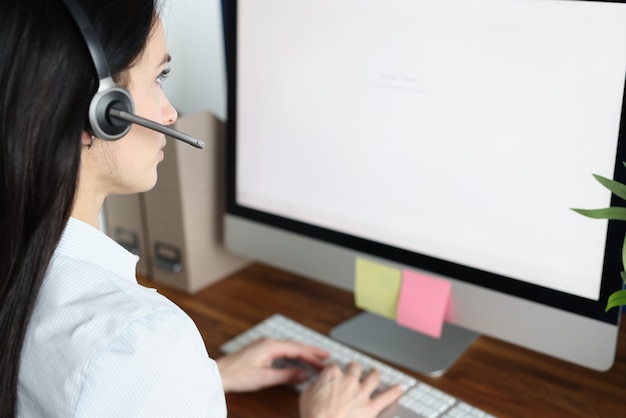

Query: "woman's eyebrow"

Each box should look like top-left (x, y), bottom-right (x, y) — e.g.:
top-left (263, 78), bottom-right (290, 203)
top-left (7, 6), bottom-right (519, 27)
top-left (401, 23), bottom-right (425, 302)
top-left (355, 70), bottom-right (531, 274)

top-left (157, 53), bottom-right (172, 68)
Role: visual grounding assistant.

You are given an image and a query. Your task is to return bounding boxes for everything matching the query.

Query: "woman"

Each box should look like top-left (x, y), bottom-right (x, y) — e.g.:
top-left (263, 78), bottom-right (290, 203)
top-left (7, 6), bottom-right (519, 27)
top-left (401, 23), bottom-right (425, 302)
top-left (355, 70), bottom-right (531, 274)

top-left (0, 1), bottom-right (403, 417)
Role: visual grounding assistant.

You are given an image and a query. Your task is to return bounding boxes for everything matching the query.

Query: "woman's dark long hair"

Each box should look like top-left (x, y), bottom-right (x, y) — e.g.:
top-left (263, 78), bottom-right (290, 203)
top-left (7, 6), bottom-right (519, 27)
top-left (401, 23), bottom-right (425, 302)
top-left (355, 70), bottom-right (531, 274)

top-left (0, 0), bottom-right (159, 415)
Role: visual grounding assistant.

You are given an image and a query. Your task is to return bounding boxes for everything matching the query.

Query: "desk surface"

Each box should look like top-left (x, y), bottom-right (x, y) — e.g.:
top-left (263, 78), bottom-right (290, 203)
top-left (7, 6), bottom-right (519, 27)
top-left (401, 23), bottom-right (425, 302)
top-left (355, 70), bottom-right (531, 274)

top-left (139, 263), bottom-right (626, 418)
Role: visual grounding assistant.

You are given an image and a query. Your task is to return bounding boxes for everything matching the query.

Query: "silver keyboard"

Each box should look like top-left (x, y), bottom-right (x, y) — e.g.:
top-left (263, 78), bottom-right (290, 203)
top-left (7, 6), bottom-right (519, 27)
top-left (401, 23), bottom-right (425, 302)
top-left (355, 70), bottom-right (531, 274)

top-left (221, 314), bottom-right (495, 418)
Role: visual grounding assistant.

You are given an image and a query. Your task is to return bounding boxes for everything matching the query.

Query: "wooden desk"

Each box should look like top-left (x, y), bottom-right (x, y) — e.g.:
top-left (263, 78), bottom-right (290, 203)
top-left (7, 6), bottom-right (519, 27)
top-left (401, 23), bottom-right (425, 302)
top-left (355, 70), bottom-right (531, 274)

top-left (139, 263), bottom-right (626, 418)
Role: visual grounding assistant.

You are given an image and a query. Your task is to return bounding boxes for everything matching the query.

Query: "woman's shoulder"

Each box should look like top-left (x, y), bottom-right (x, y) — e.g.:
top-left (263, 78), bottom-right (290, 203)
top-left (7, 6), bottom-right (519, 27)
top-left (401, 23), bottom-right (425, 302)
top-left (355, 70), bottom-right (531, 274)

top-left (42, 251), bottom-right (180, 323)
top-left (19, 255), bottom-right (208, 416)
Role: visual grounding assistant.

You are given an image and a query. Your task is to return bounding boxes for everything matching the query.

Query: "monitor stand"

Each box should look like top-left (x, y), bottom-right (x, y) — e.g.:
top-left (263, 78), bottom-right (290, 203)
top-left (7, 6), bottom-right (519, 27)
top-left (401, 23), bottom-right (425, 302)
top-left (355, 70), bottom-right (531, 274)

top-left (330, 312), bottom-right (479, 377)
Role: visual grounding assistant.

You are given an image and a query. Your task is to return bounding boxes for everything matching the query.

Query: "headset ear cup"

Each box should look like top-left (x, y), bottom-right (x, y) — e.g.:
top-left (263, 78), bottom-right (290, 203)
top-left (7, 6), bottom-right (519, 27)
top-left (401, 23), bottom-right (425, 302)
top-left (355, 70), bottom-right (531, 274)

top-left (89, 77), bottom-right (135, 140)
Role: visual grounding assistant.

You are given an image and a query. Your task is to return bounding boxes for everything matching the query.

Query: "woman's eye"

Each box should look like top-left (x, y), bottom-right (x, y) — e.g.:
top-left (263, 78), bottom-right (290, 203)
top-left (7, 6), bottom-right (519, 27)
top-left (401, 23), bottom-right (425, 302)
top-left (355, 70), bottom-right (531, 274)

top-left (157, 66), bottom-right (171, 85)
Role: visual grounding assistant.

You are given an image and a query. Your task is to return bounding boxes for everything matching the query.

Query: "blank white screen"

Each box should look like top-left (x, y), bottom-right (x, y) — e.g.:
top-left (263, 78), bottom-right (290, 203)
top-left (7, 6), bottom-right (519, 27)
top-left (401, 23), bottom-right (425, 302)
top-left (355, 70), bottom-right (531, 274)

top-left (237, 0), bottom-right (626, 300)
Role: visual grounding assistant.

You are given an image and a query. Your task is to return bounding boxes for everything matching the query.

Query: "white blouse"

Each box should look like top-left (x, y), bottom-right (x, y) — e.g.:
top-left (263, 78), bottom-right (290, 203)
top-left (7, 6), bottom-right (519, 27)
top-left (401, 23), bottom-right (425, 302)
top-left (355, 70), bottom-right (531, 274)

top-left (18, 217), bottom-right (227, 417)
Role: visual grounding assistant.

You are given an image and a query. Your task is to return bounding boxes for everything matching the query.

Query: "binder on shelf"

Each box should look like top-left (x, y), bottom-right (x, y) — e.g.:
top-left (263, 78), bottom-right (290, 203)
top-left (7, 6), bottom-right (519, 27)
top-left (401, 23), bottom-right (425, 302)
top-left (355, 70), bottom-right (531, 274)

top-left (143, 111), bottom-right (249, 293)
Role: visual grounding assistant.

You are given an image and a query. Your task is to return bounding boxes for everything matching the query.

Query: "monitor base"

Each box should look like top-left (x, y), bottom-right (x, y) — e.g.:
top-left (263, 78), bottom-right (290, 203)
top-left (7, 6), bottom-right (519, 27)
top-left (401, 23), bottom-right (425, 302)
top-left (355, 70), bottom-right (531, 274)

top-left (330, 312), bottom-right (479, 377)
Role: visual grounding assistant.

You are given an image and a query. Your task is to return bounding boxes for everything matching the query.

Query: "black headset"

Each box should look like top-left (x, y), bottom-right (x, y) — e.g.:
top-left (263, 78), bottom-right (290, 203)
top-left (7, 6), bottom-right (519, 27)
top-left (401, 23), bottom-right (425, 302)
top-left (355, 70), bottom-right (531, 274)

top-left (62, 0), bottom-right (205, 149)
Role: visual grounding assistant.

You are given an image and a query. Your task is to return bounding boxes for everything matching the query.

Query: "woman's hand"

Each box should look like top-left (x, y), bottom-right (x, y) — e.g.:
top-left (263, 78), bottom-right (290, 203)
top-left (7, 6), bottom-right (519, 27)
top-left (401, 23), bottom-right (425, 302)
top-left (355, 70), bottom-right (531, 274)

top-left (216, 337), bottom-right (329, 393)
top-left (299, 362), bottom-right (404, 418)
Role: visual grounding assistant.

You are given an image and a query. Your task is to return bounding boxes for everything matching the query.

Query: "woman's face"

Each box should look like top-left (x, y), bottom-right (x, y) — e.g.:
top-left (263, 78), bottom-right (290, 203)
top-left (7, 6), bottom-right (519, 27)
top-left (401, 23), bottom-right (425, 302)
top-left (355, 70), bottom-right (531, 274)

top-left (91, 18), bottom-right (177, 196)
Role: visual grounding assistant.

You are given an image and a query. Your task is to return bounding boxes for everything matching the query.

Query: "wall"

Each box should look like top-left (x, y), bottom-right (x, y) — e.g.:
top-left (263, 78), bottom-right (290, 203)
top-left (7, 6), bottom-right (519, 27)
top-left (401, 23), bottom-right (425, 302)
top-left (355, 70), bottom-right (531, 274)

top-left (161, 0), bottom-right (227, 121)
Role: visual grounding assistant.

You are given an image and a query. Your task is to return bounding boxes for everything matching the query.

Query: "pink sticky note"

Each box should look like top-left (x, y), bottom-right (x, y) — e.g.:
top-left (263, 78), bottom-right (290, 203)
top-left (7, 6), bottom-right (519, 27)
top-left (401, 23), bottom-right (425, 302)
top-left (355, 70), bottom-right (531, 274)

top-left (396, 270), bottom-right (451, 339)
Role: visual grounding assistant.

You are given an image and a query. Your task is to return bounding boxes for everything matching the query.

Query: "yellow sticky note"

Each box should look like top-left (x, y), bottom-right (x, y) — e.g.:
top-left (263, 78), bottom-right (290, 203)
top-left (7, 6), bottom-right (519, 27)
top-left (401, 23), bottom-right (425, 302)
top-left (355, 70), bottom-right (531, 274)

top-left (354, 257), bottom-right (402, 319)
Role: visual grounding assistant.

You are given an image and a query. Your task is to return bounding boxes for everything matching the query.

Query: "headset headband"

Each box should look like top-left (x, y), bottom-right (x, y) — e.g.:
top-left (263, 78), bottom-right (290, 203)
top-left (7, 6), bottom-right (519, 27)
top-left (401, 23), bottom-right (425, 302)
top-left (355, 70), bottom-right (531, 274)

top-left (63, 0), bottom-right (112, 81)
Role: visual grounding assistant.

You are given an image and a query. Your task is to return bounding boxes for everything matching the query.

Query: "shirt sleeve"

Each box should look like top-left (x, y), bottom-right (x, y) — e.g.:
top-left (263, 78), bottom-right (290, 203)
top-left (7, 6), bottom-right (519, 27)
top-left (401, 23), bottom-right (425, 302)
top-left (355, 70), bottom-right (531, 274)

top-left (73, 308), bottom-right (227, 418)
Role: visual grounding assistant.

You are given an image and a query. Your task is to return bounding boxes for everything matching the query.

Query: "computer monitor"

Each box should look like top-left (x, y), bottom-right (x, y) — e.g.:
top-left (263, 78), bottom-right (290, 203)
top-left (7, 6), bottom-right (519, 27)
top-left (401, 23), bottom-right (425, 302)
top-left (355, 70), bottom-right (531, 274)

top-left (223, 0), bottom-right (626, 374)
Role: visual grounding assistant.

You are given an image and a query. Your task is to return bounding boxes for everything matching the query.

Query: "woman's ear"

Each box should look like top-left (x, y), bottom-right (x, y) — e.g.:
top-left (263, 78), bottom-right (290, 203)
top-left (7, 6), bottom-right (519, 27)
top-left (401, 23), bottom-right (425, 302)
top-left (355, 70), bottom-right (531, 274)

top-left (81, 131), bottom-right (95, 149)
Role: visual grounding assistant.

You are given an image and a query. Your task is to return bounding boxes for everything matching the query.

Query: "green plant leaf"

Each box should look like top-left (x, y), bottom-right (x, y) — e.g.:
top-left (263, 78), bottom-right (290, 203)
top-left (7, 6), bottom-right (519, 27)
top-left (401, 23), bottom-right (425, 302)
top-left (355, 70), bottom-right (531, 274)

top-left (577, 164), bottom-right (626, 312)
top-left (606, 289), bottom-right (626, 312)
top-left (623, 238), bottom-right (626, 276)
top-left (592, 174), bottom-right (626, 201)
top-left (571, 207), bottom-right (626, 221)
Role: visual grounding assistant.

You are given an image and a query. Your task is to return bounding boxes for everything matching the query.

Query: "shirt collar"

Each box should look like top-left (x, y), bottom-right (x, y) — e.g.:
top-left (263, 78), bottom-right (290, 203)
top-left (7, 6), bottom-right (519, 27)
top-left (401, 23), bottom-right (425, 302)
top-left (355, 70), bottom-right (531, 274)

top-left (54, 217), bottom-right (139, 282)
